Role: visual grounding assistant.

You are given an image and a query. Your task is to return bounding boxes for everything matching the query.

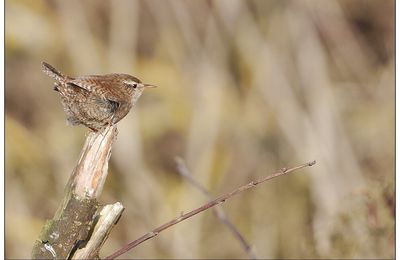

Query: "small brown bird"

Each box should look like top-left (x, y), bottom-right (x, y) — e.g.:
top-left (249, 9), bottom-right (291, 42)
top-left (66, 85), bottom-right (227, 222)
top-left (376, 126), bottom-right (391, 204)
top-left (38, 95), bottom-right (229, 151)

top-left (42, 62), bottom-right (156, 131)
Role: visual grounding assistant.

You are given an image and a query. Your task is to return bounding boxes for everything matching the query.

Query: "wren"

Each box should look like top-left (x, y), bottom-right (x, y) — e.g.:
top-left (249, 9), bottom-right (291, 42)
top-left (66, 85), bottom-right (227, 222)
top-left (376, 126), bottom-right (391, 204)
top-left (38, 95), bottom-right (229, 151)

top-left (42, 62), bottom-right (156, 131)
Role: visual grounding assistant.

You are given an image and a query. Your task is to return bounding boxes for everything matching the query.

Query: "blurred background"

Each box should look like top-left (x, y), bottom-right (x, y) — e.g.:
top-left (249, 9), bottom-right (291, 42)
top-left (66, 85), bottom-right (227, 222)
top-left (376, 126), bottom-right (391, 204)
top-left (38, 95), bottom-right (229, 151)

top-left (5, 0), bottom-right (394, 259)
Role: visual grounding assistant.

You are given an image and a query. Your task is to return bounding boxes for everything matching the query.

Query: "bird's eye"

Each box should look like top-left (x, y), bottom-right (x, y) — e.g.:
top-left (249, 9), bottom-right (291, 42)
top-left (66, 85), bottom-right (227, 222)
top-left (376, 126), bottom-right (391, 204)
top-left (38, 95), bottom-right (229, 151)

top-left (132, 83), bottom-right (137, 89)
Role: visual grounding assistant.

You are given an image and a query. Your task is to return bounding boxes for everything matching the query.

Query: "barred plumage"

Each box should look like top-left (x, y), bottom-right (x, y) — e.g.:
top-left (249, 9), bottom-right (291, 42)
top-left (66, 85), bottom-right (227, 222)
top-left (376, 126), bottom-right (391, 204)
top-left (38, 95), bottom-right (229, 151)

top-left (42, 62), bottom-right (156, 131)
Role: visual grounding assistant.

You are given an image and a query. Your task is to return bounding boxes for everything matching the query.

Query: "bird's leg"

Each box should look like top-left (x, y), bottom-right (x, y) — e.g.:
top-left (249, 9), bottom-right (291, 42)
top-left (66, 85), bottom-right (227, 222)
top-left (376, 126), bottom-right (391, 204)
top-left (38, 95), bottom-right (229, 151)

top-left (108, 113), bottom-right (116, 128)
top-left (102, 116), bottom-right (115, 137)
top-left (89, 127), bottom-right (98, 132)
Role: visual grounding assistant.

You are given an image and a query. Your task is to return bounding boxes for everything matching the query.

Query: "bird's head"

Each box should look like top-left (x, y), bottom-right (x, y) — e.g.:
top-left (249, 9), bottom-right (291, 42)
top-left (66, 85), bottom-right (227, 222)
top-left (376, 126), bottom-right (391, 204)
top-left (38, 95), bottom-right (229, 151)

top-left (121, 74), bottom-right (157, 104)
top-left (122, 75), bottom-right (157, 90)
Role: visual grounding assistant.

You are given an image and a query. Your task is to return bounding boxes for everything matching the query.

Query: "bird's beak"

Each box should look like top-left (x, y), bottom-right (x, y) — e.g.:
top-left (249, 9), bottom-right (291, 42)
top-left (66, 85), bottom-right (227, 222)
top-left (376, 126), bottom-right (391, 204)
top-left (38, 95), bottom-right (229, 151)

top-left (143, 83), bottom-right (157, 88)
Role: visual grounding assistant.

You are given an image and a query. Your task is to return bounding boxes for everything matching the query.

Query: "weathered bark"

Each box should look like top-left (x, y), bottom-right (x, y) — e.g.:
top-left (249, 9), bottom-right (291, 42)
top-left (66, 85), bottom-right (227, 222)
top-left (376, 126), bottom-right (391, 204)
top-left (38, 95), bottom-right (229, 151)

top-left (32, 126), bottom-right (123, 259)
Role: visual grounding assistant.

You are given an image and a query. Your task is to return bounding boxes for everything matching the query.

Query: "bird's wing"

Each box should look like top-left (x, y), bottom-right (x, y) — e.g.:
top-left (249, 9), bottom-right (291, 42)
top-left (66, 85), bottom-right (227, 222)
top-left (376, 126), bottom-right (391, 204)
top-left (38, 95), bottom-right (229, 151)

top-left (69, 75), bottom-right (125, 103)
top-left (69, 75), bottom-right (109, 92)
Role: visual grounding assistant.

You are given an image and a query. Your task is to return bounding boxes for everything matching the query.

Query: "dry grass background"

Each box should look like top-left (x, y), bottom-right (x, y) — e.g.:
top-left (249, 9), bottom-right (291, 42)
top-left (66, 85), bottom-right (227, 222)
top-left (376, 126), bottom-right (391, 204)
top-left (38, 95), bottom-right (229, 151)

top-left (5, 0), bottom-right (394, 259)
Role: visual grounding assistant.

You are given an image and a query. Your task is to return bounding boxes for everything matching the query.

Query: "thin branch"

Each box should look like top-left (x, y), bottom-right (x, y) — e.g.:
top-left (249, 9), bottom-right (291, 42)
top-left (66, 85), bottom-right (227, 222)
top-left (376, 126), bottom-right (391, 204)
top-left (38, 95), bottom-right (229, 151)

top-left (73, 202), bottom-right (125, 259)
top-left (175, 157), bottom-right (257, 259)
top-left (105, 160), bottom-right (316, 259)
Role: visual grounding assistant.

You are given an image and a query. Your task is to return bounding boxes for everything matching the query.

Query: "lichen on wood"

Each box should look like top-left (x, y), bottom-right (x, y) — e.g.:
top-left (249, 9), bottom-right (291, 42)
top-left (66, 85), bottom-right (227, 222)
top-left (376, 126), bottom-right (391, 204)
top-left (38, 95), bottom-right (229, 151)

top-left (32, 125), bottom-right (122, 259)
top-left (32, 195), bottom-right (99, 259)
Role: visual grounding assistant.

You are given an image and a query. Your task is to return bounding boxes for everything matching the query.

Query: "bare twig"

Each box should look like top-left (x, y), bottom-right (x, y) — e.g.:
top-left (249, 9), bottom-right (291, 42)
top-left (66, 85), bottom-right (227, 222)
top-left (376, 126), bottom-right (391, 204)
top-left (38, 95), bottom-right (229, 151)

top-left (175, 157), bottom-right (257, 259)
top-left (106, 160), bottom-right (316, 259)
top-left (73, 202), bottom-right (125, 259)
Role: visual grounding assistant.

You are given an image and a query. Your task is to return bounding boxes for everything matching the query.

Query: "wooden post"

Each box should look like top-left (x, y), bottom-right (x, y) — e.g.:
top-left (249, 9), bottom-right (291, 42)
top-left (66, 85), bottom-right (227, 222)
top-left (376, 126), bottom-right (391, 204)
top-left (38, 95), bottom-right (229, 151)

top-left (32, 125), bottom-right (124, 259)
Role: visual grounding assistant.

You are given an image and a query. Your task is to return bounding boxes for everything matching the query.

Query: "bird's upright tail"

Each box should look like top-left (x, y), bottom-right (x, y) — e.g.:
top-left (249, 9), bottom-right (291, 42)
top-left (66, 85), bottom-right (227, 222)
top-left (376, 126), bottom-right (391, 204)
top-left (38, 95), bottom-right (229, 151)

top-left (42, 62), bottom-right (67, 82)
